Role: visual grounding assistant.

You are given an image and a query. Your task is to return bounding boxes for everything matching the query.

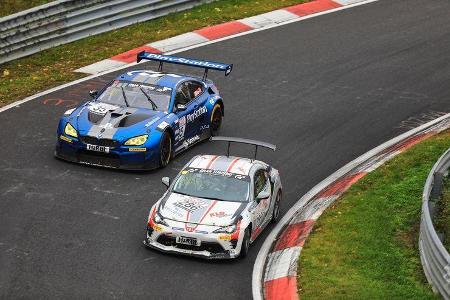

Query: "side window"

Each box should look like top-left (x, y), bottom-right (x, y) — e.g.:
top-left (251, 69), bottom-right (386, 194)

top-left (188, 81), bottom-right (204, 99)
top-left (254, 170), bottom-right (268, 198)
top-left (174, 82), bottom-right (191, 106)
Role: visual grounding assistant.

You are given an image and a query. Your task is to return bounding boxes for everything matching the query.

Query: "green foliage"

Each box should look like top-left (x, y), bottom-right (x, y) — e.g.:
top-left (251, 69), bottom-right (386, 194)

top-left (298, 131), bottom-right (450, 299)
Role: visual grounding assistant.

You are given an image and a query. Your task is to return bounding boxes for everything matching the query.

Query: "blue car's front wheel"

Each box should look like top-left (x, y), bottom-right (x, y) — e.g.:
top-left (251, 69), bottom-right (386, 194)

top-left (159, 131), bottom-right (172, 168)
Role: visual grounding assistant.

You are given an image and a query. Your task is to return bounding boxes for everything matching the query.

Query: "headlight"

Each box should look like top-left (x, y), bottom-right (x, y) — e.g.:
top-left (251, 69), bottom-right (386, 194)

top-left (154, 212), bottom-right (168, 226)
top-left (64, 122), bottom-right (78, 138)
top-left (124, 134), bottom-right (148, 146)
top-left (213, 224), bottom-right (237, 234)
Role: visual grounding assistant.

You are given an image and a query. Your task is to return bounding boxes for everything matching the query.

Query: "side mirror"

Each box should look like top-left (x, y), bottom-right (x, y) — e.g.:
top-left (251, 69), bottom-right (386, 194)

top-left (176, 104), bottom-right (187, 112)
top-left (162, 177), bottom-right (170, 188)
top-left (89, 90), bottom-right (98, 98)
top-left (256, 190), bottom-right (270, 202)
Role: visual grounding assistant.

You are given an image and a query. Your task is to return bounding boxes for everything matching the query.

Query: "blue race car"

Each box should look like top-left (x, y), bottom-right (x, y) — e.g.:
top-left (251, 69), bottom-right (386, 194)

top-left (55, 52), bottom-right (232, 170)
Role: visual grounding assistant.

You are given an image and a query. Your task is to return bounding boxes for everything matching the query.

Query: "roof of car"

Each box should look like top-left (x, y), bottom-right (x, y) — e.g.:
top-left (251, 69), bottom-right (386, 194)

top-left (116, 70), bottom-right (210, 89)
top-left (187, 155), bottom-right (256, 176)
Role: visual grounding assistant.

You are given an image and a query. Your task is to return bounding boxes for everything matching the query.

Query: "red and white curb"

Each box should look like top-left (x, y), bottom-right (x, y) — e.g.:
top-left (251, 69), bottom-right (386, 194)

top-left (253, 113), bottom-right (450, 300)
top-left (75, 0), bottom-right (371, 75)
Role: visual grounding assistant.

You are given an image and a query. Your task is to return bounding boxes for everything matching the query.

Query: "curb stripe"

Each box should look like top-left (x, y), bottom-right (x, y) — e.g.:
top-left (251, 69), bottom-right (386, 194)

top-left (264, 276), bottom-right (299, 300)
top-left (273, 220), bottom-right (315, 251)
top-left (314, 172), bottom-right (366, 199)
top-left (111, 45), bottom-right (161, 63)
top-left (194, 21), bottom-right (253, 40)
top-left (285, 0), bottom-right (342, 16)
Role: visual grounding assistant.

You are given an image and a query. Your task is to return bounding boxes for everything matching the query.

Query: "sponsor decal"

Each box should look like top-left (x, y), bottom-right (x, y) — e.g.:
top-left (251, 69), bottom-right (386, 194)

top-left (185, 224), bottom-right (196, 232)
top-left (186, 106), bottom-right (207, 123)
top-left (88, 102), bottom-right (119, 115)
top-left (184, 168), bottom-right (250, 181)
top-left (176, 116), bottom-right (186, 142)
top-left (209, 95), bottom-right (220, 105)
top-left (164, 206), bottom-right (184, 218)
top-left (128, 148), bottom-right (146, 152)
top-left (157, 121), bottom-right (169, 131)
top-left (126, 70), bottom-right (181, 79)
top-left (183, 135), bottom-right (200, 148)
top-left (200, 124), bottom-right (210, 131)
top-left (145, 116), bottom-right (160, 127)
top-left (60, 135), bottom-right (73, 143)
top-left (174, 198), bottom-right (208, 213)
top-left (218, 235), bottom-right (232, 241)
top-left (144, 54), bottom-right (228, 70)
top-left (210, 211), bottom-right (232, 218)
top-left (186, 106), bottom-right (208, 123)
top-left (153, 224), bottom-right (162, 232)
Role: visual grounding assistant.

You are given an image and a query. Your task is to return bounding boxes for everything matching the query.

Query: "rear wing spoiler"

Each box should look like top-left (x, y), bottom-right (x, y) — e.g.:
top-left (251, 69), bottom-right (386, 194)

top-left (137, 51), bottom-right (233, 80)
top-left (210, 136), bottom-right (276, 159)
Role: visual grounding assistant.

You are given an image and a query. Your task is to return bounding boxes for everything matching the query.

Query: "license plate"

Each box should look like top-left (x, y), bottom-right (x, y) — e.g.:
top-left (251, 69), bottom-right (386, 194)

top-left (176, 236), bottom-right (200, 246)
top-left (86, 144), bottom-right (110, 153)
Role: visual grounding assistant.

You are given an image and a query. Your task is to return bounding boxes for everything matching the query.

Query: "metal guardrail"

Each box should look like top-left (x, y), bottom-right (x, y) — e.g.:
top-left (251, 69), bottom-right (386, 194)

top-left (0, 0), bottom-right (215, 64)
top-left (420, 147), bottom-right (450, 299)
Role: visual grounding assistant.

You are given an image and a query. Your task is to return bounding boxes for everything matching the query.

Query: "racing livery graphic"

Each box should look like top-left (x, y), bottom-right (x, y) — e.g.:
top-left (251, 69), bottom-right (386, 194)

top-left (55, 52), bottom-right (232, 170)
top-left (144, 137), bottom-right (282, 259)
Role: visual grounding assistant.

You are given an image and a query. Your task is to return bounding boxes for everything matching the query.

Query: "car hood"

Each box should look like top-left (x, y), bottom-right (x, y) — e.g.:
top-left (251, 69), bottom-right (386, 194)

top-left (159, 192), bottom-right (247, 227)
top-left (75, 101), bottom-right (166, 139)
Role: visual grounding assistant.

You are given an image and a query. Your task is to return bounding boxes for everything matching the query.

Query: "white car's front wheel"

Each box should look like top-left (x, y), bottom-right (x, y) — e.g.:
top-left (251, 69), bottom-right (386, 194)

top-left (239, 228), bottom-right (250, 258)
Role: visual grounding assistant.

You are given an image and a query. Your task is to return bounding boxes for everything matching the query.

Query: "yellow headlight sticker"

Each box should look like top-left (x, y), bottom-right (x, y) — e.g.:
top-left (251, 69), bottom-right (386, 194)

top-left (124, 134), bottom-right (148, 146)
top-left (181, 170), bottom-right (189, 175)
top-left (64, 122), bottom-right (78, 138)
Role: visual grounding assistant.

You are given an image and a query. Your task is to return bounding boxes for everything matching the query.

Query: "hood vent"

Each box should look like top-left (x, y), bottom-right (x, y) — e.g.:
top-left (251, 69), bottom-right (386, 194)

top-left (118, 113), bottom-right (149, 127)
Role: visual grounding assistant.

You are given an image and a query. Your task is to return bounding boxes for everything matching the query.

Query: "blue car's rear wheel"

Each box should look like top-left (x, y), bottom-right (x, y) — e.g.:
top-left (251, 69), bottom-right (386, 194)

top-left (159, 131), bottom-right (172, 168)
top-left (210, 104), bottom-right (222, 134)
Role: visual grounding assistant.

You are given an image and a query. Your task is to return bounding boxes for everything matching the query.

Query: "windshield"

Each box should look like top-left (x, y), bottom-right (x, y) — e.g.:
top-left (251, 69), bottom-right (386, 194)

top-left (172, 168), bottom-right (250, 203)
top-left (97, 81), bottom-right (172, 111)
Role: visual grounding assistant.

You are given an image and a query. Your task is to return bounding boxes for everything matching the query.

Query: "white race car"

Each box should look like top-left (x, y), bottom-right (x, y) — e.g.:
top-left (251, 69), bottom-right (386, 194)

top-left (143, 137), bottom-right (282, 259)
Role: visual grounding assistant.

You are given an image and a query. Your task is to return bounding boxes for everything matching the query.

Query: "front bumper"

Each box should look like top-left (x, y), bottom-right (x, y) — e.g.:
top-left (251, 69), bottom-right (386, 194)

top-left (143, 225), bottom-right (240, 260)
top-left (55, 135), bottom-right (160, 170)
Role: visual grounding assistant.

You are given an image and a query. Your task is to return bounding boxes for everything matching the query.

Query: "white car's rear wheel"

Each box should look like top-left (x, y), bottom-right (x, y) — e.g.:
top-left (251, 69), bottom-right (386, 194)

top-left (271, 190), bottom-right (282, 223)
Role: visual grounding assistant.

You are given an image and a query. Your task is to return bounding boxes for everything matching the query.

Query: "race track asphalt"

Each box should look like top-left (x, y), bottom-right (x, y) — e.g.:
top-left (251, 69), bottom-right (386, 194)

top-left (1, 0), bottom-right (450, 298)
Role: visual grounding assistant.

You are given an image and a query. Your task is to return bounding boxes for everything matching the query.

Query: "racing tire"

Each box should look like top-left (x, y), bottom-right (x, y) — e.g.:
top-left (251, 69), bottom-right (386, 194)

top-left (159, 131), bottom-right (172, 168)
top-left (210, 104), bottom-right (222, 135)
top-left (271, 190), bottom-right (282, 223)
top-left (240, 228), bottom-right (251, 258)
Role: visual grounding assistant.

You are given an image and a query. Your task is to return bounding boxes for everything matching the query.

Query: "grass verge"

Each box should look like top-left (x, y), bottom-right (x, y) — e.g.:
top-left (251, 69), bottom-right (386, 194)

top-left (0, 0), bottom-right (52, 17)
top-left (0, 0), bottom-right (309, 108)
top-left (297, 130), bottom-right (450, 299)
